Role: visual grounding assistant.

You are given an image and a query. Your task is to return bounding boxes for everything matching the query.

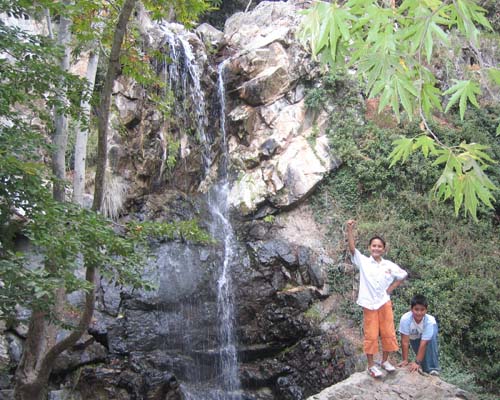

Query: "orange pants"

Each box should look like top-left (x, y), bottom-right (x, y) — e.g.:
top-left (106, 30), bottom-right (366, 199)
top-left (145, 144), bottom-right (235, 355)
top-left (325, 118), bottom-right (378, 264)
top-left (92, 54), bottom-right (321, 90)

top-left (363, 300), bottom-right (399, 355)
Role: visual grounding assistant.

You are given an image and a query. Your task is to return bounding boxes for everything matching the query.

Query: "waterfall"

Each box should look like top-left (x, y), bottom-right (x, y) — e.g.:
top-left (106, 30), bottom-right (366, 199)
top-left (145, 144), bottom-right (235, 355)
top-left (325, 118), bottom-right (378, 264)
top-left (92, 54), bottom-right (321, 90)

top-left (160, 25), bottom-right (211, 171)
top-left (210, 60), bottom-right (241, 396)
top-left (157, 26), bottom-right (241, 399)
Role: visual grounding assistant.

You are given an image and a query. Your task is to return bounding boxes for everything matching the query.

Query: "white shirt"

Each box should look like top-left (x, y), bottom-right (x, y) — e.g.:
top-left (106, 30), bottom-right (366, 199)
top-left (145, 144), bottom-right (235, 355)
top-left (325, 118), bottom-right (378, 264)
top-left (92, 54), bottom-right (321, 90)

top-left (399, 311), bottom-right (437, 340)
top-left (351, 248), bottom-right (407, 310)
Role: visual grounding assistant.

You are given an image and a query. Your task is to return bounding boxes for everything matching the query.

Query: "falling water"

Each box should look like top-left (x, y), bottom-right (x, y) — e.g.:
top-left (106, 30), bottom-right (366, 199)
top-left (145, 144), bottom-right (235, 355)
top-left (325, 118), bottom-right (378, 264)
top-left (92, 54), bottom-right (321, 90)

top-left (157, 26), bottom-right (241, 399)
top-left (211, 60), bottom-right (241, 396)
top-left (160, 25), bottom-right (211, 170)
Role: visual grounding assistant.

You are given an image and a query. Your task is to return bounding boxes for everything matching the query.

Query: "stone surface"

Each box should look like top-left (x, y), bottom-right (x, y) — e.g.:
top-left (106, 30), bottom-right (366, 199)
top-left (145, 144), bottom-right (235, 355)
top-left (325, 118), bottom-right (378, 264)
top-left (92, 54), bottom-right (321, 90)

top-left (0, 335), bottom-right (8, 372)
top-left (219, 2), bottom-right (340, 216)
top-left (52, 340), bottom-right (107, 375)
top-left (195, 23), bottom-right (224, 48)
top-left (307, 369), bottom-right (476, 400)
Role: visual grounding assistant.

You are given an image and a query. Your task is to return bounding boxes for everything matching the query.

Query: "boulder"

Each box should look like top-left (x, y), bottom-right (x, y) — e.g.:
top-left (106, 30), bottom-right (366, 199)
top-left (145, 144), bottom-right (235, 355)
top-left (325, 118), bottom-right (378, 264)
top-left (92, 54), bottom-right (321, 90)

top-left (195, 23), bottom-right (224, 48)
top-left (307, 369), bottom-right (476, 400)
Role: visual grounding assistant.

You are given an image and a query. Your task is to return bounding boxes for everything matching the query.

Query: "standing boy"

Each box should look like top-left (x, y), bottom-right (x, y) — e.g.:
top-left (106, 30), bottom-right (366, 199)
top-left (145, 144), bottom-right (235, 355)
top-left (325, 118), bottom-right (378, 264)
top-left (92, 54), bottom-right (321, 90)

top-left (398, 294), bottom-right (440, 375)
top-left (346, 219), bottom-right (407, 378)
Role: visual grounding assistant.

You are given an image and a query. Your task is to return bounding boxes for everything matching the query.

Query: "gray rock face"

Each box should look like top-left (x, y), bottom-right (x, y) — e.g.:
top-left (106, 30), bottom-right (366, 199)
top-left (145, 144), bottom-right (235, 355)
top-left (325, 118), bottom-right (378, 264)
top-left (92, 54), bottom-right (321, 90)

top-left (307, 369), bottom-right (475, 400)
top-left (214, 1), bottom-right (341, 216)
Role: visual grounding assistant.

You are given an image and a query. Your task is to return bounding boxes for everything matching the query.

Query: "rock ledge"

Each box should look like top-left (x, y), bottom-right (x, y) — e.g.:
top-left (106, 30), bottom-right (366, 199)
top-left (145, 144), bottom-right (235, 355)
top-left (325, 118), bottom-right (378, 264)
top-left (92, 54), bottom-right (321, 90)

top-left (307, 369), bottom-right (475, 400)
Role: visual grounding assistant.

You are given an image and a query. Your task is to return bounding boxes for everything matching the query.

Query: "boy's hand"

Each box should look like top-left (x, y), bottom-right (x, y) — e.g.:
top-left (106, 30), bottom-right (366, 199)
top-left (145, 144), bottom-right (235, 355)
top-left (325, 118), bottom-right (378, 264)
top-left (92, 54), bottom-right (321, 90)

top-left (346, 220), bottom-right (357, 255)
top-left (407, 361), bottom-right (421, 373)
top-left (398, 360), bottom-right (408, 367)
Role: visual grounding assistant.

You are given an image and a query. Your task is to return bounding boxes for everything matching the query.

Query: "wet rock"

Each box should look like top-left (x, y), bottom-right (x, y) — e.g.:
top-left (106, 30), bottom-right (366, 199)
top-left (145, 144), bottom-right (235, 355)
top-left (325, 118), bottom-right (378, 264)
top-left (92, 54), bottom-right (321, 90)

top-left (0, 390), bottom-right (14, 400)
top-left (72, 360), bottom-right (182, 400)
top-left (5, 333), bottom-right (22, 365)
top-left (48, 389), bottom-right (82, 400)
top-left (52, 340), bottom-right (107, 375)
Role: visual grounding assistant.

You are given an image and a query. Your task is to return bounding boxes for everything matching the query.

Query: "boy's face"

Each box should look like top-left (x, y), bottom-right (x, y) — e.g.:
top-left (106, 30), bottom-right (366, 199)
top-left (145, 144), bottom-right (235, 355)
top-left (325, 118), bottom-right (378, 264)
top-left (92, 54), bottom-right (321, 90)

top-left (368, 239), bottom-right (385, 259)
top-left (411, 304), bottom-right (428, 323)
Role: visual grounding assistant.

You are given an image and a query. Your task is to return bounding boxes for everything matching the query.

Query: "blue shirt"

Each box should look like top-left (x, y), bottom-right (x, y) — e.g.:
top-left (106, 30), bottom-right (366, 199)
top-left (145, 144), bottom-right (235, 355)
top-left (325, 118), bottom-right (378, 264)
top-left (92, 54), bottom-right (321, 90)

top-left (399, 311), bottom-right (437, 340)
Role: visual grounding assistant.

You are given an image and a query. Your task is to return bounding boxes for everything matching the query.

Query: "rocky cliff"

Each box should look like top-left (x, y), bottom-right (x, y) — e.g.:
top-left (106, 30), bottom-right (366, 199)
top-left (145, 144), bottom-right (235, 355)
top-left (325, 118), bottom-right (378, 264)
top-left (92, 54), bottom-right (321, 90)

top-left (1, 2), bottom-right (352, 399)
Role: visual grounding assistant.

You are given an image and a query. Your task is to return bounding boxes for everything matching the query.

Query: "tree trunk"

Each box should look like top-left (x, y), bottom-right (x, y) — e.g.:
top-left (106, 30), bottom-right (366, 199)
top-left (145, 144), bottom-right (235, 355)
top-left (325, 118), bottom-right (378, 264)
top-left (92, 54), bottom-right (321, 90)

top-left (14, 6), bottom-right (73, 398)
top-left (14, 4), bottom-right (99, 400)
top-left (52, 3), bottom-right (72, 202)
top-left (92, 0), bottom-right (137, 211)
top-left (15, 3), bottom-right (137, 399)
top-left (73, 50), bottom-right (99, 205)
top-left (13, 311), bottom-right (56, 400)
top-left (14, 267), bottom-right (96, 400)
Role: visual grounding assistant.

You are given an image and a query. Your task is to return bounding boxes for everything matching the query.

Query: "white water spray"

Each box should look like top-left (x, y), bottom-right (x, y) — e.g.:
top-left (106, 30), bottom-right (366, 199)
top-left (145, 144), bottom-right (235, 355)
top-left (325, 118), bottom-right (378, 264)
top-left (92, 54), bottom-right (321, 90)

top-left (159, 26), bottom-right (241, 399)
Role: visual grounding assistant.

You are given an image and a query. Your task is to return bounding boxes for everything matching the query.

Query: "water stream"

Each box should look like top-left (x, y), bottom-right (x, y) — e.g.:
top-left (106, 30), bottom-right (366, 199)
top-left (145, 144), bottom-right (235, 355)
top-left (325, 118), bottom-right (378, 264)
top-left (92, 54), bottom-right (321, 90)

top-left (157, 26), bottom-right (241, 400)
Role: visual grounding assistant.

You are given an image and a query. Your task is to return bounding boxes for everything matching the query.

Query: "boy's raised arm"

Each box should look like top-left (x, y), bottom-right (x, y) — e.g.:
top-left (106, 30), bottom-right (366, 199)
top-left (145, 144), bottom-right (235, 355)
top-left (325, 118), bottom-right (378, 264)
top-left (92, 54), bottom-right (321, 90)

top-left (346, 219), bottom-right (356, 256)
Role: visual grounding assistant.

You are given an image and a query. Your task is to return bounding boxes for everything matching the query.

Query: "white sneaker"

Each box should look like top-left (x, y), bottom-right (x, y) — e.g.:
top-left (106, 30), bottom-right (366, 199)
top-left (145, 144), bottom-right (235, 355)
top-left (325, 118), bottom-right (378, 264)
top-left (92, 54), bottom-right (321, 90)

top-left (382, 360), bottom-right (396, 372)
top-left (429, 370), bottom-right (440, 376)
top-left (368, 365), bottom-right (383, 378)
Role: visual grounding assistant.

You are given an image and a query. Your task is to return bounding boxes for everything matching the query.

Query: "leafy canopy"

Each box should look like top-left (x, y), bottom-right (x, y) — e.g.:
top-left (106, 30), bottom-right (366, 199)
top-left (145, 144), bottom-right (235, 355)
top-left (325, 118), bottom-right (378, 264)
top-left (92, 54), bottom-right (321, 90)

top-left (298, 0), bottom-right (499, 220)
top-left (0, 0), bottom-right (215, 322)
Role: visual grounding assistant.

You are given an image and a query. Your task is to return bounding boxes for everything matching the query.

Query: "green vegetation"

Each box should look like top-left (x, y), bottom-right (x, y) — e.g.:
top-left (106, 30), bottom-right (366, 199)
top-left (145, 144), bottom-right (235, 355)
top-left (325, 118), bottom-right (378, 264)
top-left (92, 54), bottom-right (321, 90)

top-left (307, 73), bottom-right (499, 397)
top-left (298, 0), bottom-right (499, 220)
top-left (0, 1), bottom-right (217, 397)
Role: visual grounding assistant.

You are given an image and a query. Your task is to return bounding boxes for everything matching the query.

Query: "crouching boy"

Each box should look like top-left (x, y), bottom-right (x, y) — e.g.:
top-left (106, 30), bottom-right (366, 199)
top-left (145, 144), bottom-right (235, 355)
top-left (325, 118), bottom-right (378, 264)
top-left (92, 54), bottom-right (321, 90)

top-left (398, 294), bottom-right (440, 375)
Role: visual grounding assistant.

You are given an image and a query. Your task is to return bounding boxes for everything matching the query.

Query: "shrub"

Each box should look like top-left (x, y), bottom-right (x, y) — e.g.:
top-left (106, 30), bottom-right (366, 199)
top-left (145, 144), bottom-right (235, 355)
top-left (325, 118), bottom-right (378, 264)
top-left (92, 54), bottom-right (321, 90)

top-left (307, 74), bottom-right (500, 395)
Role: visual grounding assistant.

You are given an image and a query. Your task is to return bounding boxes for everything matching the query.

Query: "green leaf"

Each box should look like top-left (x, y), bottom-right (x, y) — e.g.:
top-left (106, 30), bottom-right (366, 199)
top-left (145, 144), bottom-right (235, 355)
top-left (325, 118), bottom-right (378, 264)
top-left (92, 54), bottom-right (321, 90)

top-left (487, 68), bottom-right (500, 85)
top-left (413, 135), bottom-right (437, 158)
top-left (395, 71), bottom-right (418, 119)
top-left (459, 142), bottom-right (496, 164)
top-left (421, 81), bottom-right (443, 116)
top-left (443, 79), bottom-right (481, 119)
top-left (432, 148), bottom-right (452, 166)
top-left (432, 146), bottom-right (497, 220)
top-left (388, 137), bottom-right (414, 166)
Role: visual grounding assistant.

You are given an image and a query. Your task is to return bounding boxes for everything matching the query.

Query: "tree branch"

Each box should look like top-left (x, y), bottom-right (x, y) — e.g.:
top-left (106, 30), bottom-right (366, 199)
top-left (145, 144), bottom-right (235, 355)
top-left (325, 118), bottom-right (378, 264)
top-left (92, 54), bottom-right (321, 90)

top-left (92, 0), bottom-right (137, 211)
top-left (39, 264), bottom-right (96, 372)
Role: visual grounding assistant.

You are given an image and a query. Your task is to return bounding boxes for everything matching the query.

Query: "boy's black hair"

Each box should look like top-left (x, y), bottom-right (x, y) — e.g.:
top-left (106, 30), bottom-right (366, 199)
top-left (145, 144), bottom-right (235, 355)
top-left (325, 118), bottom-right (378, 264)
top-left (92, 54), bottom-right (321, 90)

top-left (411, 294), bottom-right (428, 308)
top-left (368, 235), bottom-right (386, 248)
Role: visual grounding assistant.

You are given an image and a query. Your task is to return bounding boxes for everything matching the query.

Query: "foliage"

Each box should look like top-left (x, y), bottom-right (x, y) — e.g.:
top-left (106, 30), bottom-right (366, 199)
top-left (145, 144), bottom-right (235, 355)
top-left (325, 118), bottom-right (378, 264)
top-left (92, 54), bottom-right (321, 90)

top-left (298, 0), bottom-right (499, 220)
top-left (308, 76), bottom-right (499, 394)
top-left (263, 214), bottom-right (276, 223)
top-left (0, 0), bottom-right (214, 323)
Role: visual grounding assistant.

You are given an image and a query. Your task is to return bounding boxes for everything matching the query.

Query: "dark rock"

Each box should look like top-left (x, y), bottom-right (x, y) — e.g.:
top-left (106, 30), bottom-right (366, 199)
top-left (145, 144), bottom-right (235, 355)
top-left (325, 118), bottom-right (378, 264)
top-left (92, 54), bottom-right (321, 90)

top-left (260, 138), bottom-right (279, 159)
top-left (0, 390), bottom-right (14, 400)
top-left (73, 358), bottom-right (183, 400)
top-left (48, 389), bottom-right (81, 400)
top-left (52, 341), bottom-right (107, 375)
top-left (250, 240), bottom-right (297, 267)
top-left (5, 333), bottom-right (22, 364)
top-left (276, 376), bottom-right (303, 400)
top-left (0, 374), bottom-right (11, 390)
top-left (307, 262), bottom-right (324, 288)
